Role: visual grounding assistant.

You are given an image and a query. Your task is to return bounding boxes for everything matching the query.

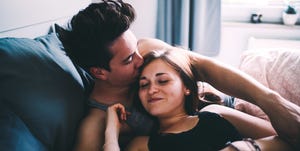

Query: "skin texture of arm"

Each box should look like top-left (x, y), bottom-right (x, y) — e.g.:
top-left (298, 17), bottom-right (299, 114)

top-left (125, 136), bottom-right (149, 151)
top-left (74, 105), bottom-right (131, 151)
top-left (137, 37), bottom-right (300, 149)
top-left (188, 51), bottom-right (300, 149)
top-left (74, 109), bottom-right (106, 151)
top-left (201, 105), bottom-right (276, 139)
top-left (220, 136), bottom-right (293, 151)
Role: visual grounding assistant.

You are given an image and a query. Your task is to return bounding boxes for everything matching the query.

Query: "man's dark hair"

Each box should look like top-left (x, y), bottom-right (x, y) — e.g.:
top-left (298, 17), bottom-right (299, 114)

top-left (59, 0), bottom-right (136, 71)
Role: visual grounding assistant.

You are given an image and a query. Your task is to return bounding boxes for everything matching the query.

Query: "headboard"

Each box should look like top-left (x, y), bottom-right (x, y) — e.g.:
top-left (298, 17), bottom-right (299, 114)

top-left (0, 0), bottom-right (90, 38)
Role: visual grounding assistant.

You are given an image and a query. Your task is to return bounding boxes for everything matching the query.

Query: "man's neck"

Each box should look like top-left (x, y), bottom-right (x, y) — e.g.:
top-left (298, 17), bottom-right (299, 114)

top-left (89, 80), bottom-right (133, 106)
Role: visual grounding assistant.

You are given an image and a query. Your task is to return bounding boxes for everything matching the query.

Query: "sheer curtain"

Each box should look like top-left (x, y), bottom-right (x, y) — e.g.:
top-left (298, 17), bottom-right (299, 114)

top-left (156, 0), bottom-right (221, 56)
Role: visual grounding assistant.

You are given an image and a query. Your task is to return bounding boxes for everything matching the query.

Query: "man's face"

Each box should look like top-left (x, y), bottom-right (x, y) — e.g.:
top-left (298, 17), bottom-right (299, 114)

top-left (107, 30), bottom-right (143, 86)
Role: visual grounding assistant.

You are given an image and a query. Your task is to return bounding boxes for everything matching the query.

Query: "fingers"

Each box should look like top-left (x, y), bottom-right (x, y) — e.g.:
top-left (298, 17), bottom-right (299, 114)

top-left (107, 103), bottom-right (127, 121)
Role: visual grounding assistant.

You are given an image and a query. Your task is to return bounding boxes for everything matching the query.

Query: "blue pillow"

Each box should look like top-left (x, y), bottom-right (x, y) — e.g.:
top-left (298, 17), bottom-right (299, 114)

top-left (0, 33), bottom-right (93, 151)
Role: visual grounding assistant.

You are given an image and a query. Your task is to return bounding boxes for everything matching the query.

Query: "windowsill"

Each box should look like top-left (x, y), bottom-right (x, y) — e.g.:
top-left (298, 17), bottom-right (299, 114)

top-left (222, 21), bottom-right (300, 30)
top-left (222, 3), bottom-right (300, 24)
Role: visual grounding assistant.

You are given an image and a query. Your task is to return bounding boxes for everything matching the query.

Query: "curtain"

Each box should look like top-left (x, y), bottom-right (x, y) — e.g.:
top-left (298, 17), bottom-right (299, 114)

top-left (156, 0), bottom-right (221, 56)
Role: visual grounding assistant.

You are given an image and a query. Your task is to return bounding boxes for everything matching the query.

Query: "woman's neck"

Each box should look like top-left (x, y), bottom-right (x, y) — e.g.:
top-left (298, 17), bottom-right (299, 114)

top-left (158, 113), bottom-right (198, 134)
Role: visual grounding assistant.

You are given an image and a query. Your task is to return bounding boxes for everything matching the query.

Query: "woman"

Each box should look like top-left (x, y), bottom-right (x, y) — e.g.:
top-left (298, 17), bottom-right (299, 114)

top-left (104, 49), bottom-right (292, 151)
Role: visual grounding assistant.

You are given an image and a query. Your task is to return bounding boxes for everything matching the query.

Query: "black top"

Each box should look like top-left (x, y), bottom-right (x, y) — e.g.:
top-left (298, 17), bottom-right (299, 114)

top-left (148, 111), bottom-right (242, 151)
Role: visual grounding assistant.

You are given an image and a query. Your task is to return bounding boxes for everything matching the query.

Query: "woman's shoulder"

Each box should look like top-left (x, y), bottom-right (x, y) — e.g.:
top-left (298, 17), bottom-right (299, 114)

top-left (200, 104), bottom-right (234, 116)
top-left (197, 106), bottom-right (239, 132)
top-left (196, 110), bottom-right (226, 126)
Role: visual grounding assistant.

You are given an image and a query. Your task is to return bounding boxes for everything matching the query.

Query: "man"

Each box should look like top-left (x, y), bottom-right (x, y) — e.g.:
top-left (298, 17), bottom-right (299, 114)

top-left (59, 0), bottom-right (300, 150)
top-left (60, 1), bottom-right (144, 150)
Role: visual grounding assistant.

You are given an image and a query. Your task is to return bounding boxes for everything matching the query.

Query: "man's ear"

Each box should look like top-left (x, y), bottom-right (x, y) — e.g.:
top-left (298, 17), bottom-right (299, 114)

top-left (90, 67), bottom-right (108, 80)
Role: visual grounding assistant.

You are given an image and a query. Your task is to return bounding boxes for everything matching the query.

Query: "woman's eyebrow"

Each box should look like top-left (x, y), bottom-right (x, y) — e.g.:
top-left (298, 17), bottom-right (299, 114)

top-left (156, 73), bottom-right (166, 76)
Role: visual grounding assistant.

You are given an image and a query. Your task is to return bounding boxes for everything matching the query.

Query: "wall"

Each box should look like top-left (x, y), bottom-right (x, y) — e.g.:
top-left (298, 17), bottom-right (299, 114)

top-left (0, 0), bottom-right (157, 39)
top-left (124, 0), bottom-right (157, 38)
top-left (127, 0), bottom-right (300, 67)
top-left (0, 0), bottom-right (90, 38)
top-left (214, 22), bottom-right (300, 67)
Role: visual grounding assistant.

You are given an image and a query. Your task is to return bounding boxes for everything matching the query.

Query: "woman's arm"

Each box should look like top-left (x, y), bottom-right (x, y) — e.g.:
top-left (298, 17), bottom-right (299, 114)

top-left (103, 104), bottom-right (128, 151)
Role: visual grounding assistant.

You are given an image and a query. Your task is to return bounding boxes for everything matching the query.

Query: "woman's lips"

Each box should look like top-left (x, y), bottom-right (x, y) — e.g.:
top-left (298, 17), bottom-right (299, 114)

top-left (148, 97), bottom-right (162, 103)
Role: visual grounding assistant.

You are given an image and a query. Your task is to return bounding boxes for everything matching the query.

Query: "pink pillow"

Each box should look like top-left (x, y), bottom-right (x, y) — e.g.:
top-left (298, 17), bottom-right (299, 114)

top-left (235, 48), bottom-right (300, 120)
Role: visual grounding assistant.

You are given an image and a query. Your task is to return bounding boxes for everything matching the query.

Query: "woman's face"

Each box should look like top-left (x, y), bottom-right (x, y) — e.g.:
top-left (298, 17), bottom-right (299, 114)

top-left (139, 59), bottom-right (188, 117)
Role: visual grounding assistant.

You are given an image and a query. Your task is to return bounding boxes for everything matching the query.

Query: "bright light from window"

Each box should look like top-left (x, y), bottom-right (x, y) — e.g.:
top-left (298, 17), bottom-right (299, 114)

top-left (222, 0), bottom-right (300, 7)
top-left (222, 0), bottom-right (268, 6)
top-left (222, 0), bottom-right (300, 23)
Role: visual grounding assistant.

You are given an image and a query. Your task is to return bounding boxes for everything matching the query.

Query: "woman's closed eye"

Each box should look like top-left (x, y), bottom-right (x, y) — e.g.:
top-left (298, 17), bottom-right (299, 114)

top-left (139, 80), bottom-right (149, 88)
top-left (139, 79), bottom-right (169, 88)
top-left (158, 79), bottom-right (169, 85)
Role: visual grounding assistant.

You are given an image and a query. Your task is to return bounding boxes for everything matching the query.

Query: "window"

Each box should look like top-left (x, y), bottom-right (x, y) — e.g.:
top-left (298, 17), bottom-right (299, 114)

top-left (222, 0), bottom-right (300, 23)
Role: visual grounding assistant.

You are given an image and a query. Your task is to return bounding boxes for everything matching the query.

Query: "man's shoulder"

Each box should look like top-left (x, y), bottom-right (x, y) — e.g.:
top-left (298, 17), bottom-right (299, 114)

top-left (82, 109), bottom-right (106, 126)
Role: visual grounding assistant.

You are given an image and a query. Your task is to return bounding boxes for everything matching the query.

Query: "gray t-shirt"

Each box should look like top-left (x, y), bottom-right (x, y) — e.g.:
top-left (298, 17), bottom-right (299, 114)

top-left (88, 99), bottom-right (153, 135)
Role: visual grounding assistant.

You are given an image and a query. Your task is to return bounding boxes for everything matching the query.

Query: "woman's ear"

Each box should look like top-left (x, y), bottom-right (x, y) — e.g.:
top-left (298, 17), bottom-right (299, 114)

top-left (184, 88), bottom-right (191, 95)
top-left (90, 67), bottom-right (108, 80)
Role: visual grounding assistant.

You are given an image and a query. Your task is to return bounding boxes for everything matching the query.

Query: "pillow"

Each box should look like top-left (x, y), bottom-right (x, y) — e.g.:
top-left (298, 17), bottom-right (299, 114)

top-left (239, 48), bottom-right (300, 106)
top-left (0, 33), bottom-right (93, 151)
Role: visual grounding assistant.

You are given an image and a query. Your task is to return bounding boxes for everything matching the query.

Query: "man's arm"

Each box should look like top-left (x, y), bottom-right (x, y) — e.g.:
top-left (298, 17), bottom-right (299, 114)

top-left (202, 105), bottom-right (293, 150)
top-left (201, 105), bottom-right (276, 139)
top-left (221, 136), bottom-right (293, 151)
top-left (188, 51), bottom-right (300, 149)
top-left (125, 136), bottom-right (149, 151)
top-left (137, 37), bottom-right (300, 149)
top-left (137, 38), bottom-right (172, 56)
top-left (74, 109), bottom-right (106, 151)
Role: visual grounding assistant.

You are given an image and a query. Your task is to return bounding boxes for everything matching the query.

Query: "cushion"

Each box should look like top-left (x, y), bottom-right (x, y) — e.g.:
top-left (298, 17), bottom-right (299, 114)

top-left (0, 33), bottom-right (93, 151)
top-left (0, 102), bottom-right (47, 151)
top-left (236, 48), bottom-right (300, 120)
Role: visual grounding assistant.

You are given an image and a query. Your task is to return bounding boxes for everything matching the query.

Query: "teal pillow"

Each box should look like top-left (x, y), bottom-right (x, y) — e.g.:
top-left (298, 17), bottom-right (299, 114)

top-left (0, 33), bottom-right (93, 151)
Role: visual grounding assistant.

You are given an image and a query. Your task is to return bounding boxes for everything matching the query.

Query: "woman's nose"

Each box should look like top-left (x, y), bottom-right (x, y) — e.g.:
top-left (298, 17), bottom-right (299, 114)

top-left (148, 84), bottom-right (158, 94)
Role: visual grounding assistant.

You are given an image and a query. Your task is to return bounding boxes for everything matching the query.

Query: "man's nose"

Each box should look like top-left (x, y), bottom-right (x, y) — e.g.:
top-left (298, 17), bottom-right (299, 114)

top-left (135, 52), bottom-right (144, 68)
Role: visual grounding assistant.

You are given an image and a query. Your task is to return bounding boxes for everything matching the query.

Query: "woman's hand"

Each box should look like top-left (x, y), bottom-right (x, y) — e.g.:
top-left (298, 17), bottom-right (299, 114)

top-left (104, 103), bottom-right (128, 151)
top-left (106, 103), bottom-right (127, 133)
